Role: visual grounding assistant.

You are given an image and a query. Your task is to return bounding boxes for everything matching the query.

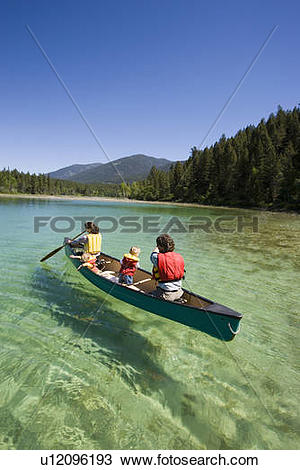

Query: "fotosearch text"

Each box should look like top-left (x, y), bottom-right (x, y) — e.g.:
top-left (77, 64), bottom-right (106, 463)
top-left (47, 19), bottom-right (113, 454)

top-left (34, 215), bottom-right (259, 234)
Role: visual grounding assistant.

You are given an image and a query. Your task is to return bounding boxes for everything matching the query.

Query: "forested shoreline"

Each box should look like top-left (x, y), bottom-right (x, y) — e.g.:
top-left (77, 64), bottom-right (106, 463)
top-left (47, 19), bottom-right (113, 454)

top-left (1, 107), bottom-right (299, 211)
top-left (0, 171), bottom-right (121, 198)
top-left (126, 107), bottom-right (300, 210)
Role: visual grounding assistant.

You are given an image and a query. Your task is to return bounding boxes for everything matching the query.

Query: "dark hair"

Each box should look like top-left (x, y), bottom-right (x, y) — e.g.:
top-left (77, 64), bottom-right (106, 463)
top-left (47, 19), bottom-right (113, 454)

top-left (85, 221), bottom-right (99, 234)
top-left (156, 233), bottom-right (175, 253)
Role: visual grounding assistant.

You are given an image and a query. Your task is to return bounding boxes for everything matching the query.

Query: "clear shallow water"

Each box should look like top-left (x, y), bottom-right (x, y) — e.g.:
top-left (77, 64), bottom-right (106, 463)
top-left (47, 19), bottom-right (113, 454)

top-left (0, 196), bottom-right (299, 449)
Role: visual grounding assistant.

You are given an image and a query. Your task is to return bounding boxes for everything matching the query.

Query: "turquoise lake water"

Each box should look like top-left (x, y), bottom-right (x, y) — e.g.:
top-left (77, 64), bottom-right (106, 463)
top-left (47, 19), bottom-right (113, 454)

top-left (0, 196), bottom-right (299, 449)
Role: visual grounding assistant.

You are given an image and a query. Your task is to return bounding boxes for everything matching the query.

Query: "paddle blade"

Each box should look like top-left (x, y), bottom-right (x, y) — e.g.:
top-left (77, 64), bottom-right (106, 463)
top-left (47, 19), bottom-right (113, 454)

top-left (40, 245), bottom-right (64, 262)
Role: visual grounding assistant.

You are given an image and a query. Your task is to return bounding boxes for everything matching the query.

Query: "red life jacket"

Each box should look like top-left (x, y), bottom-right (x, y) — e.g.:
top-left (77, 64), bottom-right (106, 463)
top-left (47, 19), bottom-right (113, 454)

top-left (83, 256), bottom-right (98, 273)
top-left (156, 252), bottom-right (184, 282)
top-left (88, 257), bottom-right (98, 273)
top-left (120, 254), bottom-right (139, 276)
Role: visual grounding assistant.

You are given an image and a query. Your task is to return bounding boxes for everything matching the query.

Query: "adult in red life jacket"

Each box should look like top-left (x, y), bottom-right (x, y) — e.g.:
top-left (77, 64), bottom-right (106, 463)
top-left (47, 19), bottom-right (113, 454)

top-left (119, 246), bottom-right (141, 285)
top-left (150, 234), bottom-right (184, 301)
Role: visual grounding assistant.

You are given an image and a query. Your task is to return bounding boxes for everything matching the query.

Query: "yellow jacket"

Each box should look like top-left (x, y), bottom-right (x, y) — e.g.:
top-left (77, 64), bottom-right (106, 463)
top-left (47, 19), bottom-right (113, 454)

top-left (84, 233), bottom-right (102, 254)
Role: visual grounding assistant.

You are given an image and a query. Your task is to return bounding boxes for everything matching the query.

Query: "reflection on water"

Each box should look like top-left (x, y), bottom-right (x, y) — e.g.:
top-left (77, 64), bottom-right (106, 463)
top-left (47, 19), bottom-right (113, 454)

top-left (0, 197), bottom-right (299, 449)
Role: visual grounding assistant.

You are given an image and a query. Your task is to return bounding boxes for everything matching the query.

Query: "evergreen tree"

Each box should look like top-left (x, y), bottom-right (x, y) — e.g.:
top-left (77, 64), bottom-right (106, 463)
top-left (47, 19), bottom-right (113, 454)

top-left (127, 106), bottom-right (300, 210)
top-left (1, 106), bottom-right (299, 210)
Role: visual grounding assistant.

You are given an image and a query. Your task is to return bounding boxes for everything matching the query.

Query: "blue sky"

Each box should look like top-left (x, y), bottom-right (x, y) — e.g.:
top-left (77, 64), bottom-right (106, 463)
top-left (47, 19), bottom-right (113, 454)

top-left (0, 0), bottom-right (299, 173)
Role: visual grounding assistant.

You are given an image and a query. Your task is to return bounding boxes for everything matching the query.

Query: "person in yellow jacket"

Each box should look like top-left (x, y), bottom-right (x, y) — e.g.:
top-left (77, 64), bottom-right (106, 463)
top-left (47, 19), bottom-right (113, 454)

top-left (68, 221), bottom-right (102, 256)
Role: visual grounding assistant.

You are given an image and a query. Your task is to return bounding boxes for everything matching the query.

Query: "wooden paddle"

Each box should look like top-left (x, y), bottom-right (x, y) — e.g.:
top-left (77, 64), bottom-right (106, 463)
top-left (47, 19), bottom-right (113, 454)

top-left (40, 230), bottom-right (86, 262)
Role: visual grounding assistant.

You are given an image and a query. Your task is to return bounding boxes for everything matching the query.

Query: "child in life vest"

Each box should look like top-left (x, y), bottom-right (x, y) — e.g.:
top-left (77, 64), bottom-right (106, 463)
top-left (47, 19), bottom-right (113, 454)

top-left (70, 252), bottom-right (99, 273)
top-left (119, 247), bottom-right (141, 285)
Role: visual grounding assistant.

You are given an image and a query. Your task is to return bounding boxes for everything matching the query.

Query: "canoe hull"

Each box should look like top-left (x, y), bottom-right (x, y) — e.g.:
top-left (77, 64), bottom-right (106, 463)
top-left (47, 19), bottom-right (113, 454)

top-left (65, 244), bottom-right (242, 341)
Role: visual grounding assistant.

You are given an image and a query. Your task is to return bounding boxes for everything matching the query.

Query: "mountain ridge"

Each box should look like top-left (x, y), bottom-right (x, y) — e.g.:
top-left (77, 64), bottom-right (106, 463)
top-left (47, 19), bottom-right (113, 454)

top-left (49, 154), bottom-right (174, 184)
top-left (49, 163), bottom-right (102, 180)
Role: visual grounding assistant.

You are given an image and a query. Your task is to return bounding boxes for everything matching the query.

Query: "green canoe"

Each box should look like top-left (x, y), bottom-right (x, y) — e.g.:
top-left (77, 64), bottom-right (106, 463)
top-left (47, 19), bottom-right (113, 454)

top-left (65, 243), bottom-right (242, 341)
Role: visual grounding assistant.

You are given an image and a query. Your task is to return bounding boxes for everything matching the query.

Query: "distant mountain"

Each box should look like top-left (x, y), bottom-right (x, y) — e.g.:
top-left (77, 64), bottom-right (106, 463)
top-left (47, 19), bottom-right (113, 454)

top-left (49, 163), bottom-right (102, 180)
top-left (49, 154), bottom-right (173, 184)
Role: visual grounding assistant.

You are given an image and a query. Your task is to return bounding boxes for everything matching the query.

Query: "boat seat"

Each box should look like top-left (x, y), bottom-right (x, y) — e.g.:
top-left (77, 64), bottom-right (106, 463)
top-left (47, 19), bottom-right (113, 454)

top-left (99, 271), bottom-right (119, 283)
top-left (133, 278), bottom-right (152, 286)
top-left (127, 285), bottom-right (140, 291)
